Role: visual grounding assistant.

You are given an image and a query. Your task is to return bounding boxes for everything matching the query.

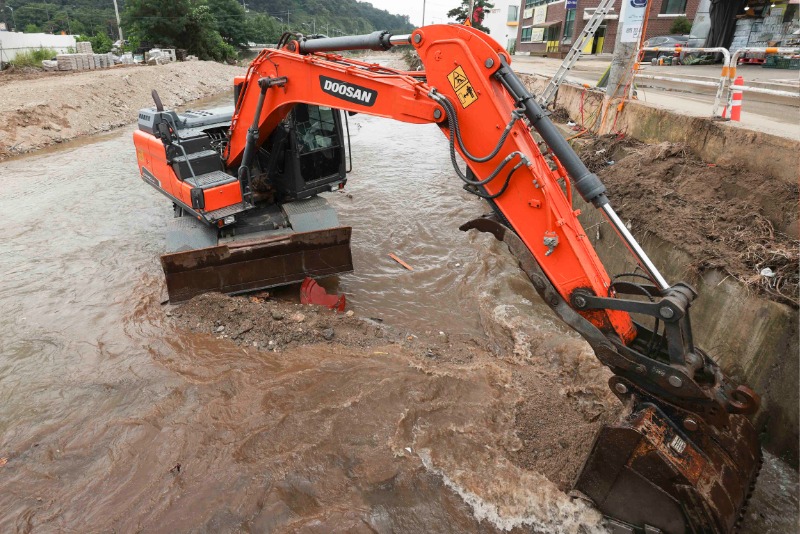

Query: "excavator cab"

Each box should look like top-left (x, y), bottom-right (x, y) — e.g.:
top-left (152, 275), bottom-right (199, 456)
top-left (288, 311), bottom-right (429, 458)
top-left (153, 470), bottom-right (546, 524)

top-left (260, 104), bottom-right (348, 202)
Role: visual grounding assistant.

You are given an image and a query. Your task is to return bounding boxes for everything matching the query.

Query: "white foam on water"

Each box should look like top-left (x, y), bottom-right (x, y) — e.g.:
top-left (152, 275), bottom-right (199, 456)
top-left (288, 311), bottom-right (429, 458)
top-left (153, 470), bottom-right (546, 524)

top-left (418, 449), bottom-right (608, 534)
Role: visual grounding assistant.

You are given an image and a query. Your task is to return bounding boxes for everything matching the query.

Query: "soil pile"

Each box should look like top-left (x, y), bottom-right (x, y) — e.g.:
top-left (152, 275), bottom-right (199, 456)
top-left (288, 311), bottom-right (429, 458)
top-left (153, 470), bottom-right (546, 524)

top-left (0, 61), bottom-right (244, 160)
top-left (174, 292), bottom-right (621, 497)
top-left (580, 136), bottom-right (799, 307)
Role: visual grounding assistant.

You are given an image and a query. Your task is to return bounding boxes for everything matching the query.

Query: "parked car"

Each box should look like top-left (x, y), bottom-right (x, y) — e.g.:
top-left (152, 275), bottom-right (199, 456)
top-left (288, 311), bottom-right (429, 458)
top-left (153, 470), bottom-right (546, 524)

top-left (641, 35), bottom-right (704, 61)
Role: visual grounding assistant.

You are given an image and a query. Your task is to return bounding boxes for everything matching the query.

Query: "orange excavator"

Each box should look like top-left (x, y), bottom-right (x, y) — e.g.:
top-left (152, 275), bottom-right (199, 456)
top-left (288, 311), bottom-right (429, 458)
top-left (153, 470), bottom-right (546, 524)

top-left (133, 25), bottom-right (761, 533)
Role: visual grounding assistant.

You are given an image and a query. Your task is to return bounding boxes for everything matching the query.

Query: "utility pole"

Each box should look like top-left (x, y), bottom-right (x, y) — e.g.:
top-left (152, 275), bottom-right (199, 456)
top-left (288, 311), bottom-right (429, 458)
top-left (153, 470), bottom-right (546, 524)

top-left (422, 0), bottom-right (426, 26)
top-left (111, 0), bottom-right (124, 42)
top-left (468, 0), bottom-right (475, 23)
top-left (601, 0), bottom-right (650, 132)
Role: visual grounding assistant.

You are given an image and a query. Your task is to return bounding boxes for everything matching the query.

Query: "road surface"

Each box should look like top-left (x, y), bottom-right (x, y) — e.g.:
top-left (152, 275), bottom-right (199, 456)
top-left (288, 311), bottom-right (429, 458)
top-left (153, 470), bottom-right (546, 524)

top-left (512, 55), bottom-right (800, 139)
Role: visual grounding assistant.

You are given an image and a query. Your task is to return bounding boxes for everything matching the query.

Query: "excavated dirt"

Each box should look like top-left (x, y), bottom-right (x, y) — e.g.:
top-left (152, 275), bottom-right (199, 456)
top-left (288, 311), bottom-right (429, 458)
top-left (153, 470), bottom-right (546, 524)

top-left (173, 291), bottom-right (622, 495)
top-left (0, 61), bottom-right (245, 160)
top-left (577, 135), bottom-right (799, 307)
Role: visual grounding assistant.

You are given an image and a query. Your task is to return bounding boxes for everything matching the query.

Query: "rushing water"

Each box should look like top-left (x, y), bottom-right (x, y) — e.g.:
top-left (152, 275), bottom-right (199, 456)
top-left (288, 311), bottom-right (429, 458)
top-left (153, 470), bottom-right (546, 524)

top-left (0, 90), bottom-right (796, 533)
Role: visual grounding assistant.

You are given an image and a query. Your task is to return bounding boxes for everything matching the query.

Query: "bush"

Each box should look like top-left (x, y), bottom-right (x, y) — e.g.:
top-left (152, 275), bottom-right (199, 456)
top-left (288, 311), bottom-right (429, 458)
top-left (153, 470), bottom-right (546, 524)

top-left (670, 16), bottom-right (693, 35)
top-left (10, 48), bottom-right (57, 68)
top-left (77, 32), bottom-right (115, 54)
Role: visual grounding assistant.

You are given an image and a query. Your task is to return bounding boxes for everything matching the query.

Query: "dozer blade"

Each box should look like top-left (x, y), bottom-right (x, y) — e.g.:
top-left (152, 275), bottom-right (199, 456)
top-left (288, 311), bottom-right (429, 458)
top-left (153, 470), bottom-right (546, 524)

top-left (160, 227), bottom-right (353, 303)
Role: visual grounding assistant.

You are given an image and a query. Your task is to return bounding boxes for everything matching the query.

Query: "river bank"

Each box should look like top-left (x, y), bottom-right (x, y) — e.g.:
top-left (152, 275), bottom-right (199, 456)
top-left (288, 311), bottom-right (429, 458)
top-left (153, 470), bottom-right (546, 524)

top-left (0, 61), bottom-right (245, 160)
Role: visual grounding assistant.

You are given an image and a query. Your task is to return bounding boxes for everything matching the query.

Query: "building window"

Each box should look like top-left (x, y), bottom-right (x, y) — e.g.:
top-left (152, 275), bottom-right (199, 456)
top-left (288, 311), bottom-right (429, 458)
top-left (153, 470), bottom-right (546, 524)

top-left (563, 9), bottom-right (575, 39)
top-left (525, 0), bottom-right (547, 7)
top-left (508, 5), bottom-right (519, 22)
top-left (545, 24), bottom-right (561, 41)
top-left (521, 26), bottom-right (533, 42)
top-left (660, 0), bottom-right (687, 15)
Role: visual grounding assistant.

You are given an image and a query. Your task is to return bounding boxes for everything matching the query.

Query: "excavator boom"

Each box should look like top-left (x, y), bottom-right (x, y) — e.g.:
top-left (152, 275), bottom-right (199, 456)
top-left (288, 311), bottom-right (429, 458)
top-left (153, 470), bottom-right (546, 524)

top-left (134, 25), bottom-right (761, 533)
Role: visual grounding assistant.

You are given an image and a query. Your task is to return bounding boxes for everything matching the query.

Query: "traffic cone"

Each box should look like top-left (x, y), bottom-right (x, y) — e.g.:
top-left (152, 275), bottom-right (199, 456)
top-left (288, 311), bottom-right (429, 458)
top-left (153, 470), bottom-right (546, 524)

top-left (729, 76), bottom-right (744, 122)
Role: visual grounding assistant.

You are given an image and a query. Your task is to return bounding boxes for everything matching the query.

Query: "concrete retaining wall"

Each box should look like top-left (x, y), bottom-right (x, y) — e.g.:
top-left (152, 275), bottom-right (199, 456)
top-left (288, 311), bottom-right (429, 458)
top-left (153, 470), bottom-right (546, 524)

top-left (519, 74), bottom-right (799, 464)
top-left (0, 31), bottom-right (77, 64)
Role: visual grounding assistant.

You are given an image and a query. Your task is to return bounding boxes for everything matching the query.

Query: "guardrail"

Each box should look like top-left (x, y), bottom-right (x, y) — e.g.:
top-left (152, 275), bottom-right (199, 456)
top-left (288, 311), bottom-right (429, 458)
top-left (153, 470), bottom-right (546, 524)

top-left (721, 47), bottom-right (800, 115)
top-left (638, 47), bottom-right (731, 116)
top-left (636, 46), bottom-right (799, 118)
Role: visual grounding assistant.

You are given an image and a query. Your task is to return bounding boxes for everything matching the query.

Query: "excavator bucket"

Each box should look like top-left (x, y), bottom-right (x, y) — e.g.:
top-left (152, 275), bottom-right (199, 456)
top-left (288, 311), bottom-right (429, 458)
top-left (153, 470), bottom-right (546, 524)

top-left (160, 227), bottom-right (353, 303)
top-left (574, 399), bottom-right (761, 533)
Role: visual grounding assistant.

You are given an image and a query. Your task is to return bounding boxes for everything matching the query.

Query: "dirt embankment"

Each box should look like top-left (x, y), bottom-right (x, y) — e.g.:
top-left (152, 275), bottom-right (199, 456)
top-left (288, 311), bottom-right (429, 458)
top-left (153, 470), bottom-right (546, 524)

top-left (0, 61), bottom-right (245, 160)
top-left (574, 135), bottom-right (799, 307)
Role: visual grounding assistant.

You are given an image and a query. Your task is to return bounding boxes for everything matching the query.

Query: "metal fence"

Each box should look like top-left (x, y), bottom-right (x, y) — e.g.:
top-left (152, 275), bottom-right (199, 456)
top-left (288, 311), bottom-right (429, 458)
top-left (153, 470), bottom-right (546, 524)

top-left (635, 46), bottom-right (800, 119)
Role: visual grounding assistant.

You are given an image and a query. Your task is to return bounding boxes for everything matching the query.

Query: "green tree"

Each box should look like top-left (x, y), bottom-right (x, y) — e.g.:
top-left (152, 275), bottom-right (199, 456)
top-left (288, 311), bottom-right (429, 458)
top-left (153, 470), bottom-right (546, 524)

top-left (670, 16), bottom-right (693, 35)
top-left (24, 23), bottom-right (40, 33)
top-left (207, 0), bottom-right (249, 48)
top-left (123, 0), bottom-right (191, 48)
top-left (447, 0), bottom-right (495, 33)
top-left (123, 0), bottom-right (236, 61)
top-left (77, 32), bottom-right (114, 53)
top-left (246, 13), bottom-right (281, 44)
top-left (181, 3), bottom-right (237, 61)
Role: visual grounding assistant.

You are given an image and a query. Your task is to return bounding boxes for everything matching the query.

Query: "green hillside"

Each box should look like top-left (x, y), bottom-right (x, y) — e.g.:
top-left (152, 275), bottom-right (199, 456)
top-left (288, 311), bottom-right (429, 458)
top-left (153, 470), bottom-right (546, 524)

top-left (0, 0), bottom-right (414, 59)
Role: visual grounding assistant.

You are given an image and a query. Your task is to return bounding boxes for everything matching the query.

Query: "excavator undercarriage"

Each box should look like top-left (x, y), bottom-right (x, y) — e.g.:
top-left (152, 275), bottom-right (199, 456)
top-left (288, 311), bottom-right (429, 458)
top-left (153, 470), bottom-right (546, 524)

top-left (133, 25), bottom-right (762, 533)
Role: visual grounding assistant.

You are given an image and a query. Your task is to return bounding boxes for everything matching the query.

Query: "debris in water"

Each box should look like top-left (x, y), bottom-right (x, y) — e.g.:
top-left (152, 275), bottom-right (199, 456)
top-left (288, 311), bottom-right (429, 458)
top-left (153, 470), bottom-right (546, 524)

top-left (300, 277), bottom-right (346, 311)
top-left (388, 253), bottom-right (414, 271)
top-left (0, 457), bottom-right (7, 467)
top-left (760, 267), bottom-right (775, 278)
top-left (170, 463), bottom-right (181, 474)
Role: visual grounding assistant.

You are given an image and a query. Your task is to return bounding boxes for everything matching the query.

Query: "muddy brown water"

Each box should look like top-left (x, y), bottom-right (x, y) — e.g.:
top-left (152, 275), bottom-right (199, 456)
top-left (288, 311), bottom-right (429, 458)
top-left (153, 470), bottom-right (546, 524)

top-left (0, 91), bottom-right (797, 533)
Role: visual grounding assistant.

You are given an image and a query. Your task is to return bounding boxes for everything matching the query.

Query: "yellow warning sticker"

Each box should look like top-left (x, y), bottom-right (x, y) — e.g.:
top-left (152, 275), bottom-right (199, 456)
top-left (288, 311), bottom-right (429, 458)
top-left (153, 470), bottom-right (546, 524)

top-left (455, 83), bottom-right (478, 108)
top-left (447, 65), bottom-right (478, 109)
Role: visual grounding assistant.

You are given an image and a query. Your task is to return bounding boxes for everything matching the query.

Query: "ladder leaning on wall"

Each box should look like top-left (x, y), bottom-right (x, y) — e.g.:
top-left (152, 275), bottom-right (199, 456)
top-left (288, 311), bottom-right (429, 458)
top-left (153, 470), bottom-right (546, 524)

top-left (537, 0), bottom-right (616, 107)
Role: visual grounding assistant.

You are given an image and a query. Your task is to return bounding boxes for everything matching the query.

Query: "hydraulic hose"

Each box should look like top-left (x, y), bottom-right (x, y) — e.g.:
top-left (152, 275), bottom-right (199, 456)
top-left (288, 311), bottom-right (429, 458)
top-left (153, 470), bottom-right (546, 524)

top-left (430, 91), bottom-right (529, 195)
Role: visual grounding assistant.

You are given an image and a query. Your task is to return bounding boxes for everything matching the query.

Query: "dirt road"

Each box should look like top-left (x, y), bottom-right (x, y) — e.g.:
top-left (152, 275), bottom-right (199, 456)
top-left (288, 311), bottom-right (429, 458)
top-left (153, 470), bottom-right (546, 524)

top-left (0, 61), bottom-right (244, 160)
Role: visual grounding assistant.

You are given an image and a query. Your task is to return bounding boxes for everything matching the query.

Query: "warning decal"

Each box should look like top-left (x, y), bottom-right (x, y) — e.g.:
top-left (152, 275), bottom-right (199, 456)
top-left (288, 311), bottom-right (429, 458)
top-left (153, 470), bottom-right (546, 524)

top-left (447, 65), bottom-right (478, 109)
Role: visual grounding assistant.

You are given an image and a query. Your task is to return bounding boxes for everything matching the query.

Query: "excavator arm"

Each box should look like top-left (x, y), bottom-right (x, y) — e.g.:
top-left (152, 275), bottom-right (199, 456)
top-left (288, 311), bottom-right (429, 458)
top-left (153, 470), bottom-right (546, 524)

top-left (221, 25), bottom-right (761, 533)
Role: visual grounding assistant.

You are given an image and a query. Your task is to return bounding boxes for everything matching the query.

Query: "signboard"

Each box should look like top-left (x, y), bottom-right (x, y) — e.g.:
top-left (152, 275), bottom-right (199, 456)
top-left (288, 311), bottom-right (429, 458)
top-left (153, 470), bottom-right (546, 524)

top-left (533, 5), bottom-right (548, 25)
top-left (447, 66), bottom-right (479, 109)
top-left (531, 28), bottom-right (545, 42)
top-left (620, 0), bottom-right (648, 43)
top-left (523, 7), bottom-right (534, 18)
top-left (566, 0), bottom-right (578, 9)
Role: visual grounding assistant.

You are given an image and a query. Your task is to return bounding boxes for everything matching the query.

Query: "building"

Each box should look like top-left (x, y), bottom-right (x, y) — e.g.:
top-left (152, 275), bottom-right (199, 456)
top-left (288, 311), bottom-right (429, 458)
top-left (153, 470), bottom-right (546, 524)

top-left (515, 0), bottom-right (702, 56)
top-left (0, 31), bottom-right (76, 65)
top-left (482, 0), bottom-right (522, 51)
